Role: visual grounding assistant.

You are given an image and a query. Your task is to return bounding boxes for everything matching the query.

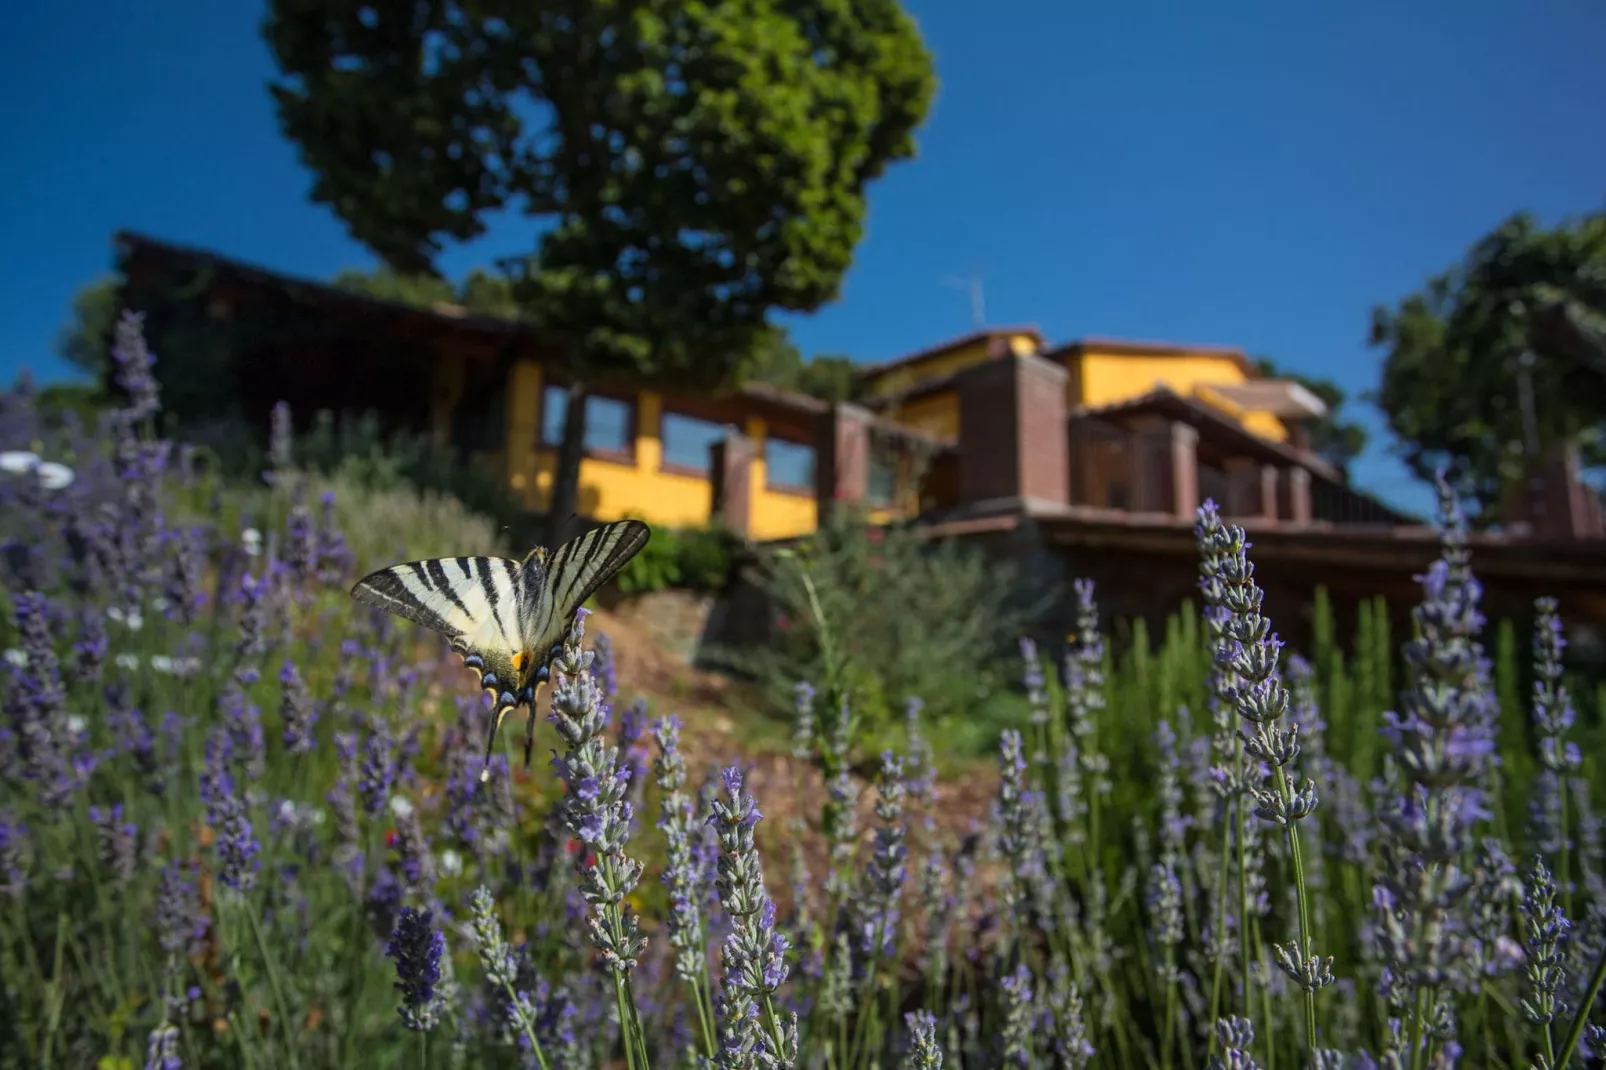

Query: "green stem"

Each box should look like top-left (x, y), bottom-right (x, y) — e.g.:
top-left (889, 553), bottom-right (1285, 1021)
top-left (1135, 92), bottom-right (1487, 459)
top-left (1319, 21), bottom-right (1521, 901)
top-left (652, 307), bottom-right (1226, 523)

top-left (245, 899), bottom-right (301, 1069)
top-left (1236, 792), bottom-right (1253, 1020)
top-left (1556, 933), bottom-right (1606, 1069)
top-left (1207, 814), bottom-right (1233, 1059)
top-left (1161, 947), bottom-right (1178, 1070)
top-left (1274, 766), bottom-right (1320, 1055)
top-left (418, 1027), bottom-right (429, 1070)
top-left (500, 977), bottom-right (551, 1070)
top-left (614, 975), bottom-right (639, 1070)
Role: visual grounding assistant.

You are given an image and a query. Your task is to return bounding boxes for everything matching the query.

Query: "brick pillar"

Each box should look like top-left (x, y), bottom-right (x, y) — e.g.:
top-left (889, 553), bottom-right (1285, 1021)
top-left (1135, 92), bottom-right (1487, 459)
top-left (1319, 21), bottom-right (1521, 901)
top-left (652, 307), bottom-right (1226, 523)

top-left (1278, 467), bottom-right (1312, 524)
top-left (1130, 420), bottom-right (1199, 518)
top-left (815, 403), bottom-right (872, 523)
top-left (709, 431), bottom-right (755, 535)
top-left (1517, 445), bottom-right (1605, 538)
top-left (1224, 457), bottom-right (1278, 520)
top-left (954, 353), bottom-right (1069, 508)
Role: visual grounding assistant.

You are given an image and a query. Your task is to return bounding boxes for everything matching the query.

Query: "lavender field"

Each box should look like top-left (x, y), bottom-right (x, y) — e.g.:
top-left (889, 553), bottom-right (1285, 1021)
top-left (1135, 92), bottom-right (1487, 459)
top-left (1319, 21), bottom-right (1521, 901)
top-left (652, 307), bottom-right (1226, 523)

top-left (3, 315), bottom-right (1605, 1070)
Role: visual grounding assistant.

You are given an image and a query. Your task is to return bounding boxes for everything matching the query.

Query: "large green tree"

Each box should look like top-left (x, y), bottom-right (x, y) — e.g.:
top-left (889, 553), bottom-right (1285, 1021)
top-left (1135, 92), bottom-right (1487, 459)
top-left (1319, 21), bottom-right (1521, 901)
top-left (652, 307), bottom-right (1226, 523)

top-left (741, 325), bottom-right (864, 404)
top-left (263, 0), bottom-right (935, 540)
top-left (1251, 356), bottom-right (1368, 474)
top-left (333, 265), bottom-right (522, 319)
top-left (55, 276), bottom-right (123, 381)
top-left (1369, 209), bottom-right (1606, 522)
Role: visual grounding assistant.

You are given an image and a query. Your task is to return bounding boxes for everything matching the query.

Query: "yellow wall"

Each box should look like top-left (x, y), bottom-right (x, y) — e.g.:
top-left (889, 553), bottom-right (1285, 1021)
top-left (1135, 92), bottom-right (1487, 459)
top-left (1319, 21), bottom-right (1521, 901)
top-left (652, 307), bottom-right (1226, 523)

top-left (1071, 350), bottom-right (1248, 408)
top-left (498, 369), bottom-right (817, 540)
top-left (861, 331), bottom-right (1039, 401)
top-left (881, 391), bottom-right (960, 438)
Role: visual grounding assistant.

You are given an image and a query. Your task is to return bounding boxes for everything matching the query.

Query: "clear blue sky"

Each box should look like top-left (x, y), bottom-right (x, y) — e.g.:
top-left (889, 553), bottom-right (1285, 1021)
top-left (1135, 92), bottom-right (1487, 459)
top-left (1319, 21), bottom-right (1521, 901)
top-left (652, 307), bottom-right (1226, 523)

top-left (3, 2), bottom-right (1603, 515)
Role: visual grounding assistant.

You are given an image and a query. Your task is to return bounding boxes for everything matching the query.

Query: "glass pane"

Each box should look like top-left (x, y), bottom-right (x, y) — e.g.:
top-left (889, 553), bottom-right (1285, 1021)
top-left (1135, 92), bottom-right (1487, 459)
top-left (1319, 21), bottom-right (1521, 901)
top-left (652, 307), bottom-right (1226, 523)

top-left (585, 396), bottom-right (633, 453)
top-left (540, 386), bottom-right (566, 446)
top-left (766, 439), bottom-right (815, 490)
top-left (661, 412), bottom-right (728, 472)
top-left (868, 458), bottom-right (897, 505)
top-left (541, 388), bottom-right (633, 454)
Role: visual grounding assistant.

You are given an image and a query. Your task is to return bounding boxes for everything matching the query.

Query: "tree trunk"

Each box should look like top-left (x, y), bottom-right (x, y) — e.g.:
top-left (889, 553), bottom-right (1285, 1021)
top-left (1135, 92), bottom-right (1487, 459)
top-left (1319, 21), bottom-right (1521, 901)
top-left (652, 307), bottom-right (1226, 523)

top-left (545, 379), bottom-right (590, 547)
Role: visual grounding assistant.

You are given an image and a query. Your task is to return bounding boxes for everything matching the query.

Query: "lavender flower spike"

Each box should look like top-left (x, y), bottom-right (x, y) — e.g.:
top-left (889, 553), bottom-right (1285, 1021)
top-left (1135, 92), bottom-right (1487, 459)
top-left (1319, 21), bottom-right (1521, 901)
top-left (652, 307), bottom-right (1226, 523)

top-left (708, 764), bottom-right (799, 1069)
top-left (546, 608), bottom-right (647, 975)
top-left (902, 1009), bottom-right (943, 1070)
top-left (652, 715), bottom-right (708, 987)
top-left (387, 906), bottom-right (445, 1031)
top-left (1208, 1016), bottom-right (1262, 1070)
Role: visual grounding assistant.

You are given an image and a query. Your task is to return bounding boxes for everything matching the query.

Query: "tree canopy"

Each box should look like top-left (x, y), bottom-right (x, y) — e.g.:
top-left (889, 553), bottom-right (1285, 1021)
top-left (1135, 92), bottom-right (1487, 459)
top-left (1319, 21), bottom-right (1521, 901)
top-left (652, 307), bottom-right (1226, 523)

top-left (263, 0), bottom-right (935, 533)
top-left (332, 265), bottom-right (521, 320)
top-left (1369, 209), bottom-right (1606, 522)
top-left (1251, 356), bottom-right (1367, 474)
top-left (740, 326), bottom-right (864, 405)
top-left (55, 275), bottom-right (123, 382)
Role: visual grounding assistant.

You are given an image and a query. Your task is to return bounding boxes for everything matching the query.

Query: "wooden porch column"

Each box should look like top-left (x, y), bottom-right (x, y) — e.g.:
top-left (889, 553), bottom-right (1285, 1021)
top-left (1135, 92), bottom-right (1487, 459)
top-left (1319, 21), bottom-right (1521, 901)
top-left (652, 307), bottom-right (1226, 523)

top-left (709, 430), bottom-right (756, 536)
top-left (1278, 467), bottom-right (1313, 525)
top-left (1224, 457), bottom-right (1279, 521)
top-left (1131, 419), bottom-right (1199, 518)
top-left (815, 403), bottom-right (873, 523)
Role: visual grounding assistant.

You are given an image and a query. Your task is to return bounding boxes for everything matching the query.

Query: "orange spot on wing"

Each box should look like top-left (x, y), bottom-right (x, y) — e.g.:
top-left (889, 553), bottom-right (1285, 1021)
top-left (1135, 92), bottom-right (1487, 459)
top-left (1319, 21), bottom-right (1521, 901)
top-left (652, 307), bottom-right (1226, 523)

top-left (512, 650), bottom-right (530, 672)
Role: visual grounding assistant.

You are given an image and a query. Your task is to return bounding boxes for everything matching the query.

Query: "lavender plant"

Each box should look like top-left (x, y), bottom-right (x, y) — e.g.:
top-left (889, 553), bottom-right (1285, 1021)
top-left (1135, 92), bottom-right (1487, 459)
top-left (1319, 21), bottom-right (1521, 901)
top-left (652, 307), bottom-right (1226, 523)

top-left (7, 311), bottom-right (1606, 1070)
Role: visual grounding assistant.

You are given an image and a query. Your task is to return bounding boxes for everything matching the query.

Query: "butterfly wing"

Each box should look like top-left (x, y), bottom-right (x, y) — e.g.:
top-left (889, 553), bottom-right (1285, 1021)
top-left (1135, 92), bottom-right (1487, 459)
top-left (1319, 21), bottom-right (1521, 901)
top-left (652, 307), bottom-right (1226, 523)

top-left (350, 555), bottom-right (525, 702)
top-left (521, 520), bottom-right (651, 656)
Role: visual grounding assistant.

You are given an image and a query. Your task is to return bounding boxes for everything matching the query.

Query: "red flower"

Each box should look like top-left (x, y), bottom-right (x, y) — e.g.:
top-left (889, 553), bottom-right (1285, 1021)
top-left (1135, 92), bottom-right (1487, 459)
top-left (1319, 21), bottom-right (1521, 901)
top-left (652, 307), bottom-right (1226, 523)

top-left (384, 829), bottom-right (398, 849)
top-left (867, 528), bottom-right (885, 545)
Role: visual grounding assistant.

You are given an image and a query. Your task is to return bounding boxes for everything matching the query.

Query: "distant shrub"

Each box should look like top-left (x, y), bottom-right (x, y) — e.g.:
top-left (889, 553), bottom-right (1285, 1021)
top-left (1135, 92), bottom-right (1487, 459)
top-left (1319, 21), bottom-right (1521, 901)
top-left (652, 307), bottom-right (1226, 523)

top-left (710, 508), bottom-right (1043, 747)
top-left (182, 407), bottom-right (532, 542)
top-left (614, 522), bottom-right (743, 596)
top-left (295, 410), bottom-right (531, 541)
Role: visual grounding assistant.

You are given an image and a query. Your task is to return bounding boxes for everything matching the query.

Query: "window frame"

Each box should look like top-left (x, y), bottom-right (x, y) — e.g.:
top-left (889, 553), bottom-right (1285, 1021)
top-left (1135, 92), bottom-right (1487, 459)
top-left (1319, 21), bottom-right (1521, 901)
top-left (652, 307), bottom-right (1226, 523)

top-left (538, 385), bottom-right (638, 464)
top-left (657, 409), bottom-right (735, 478)
top-left (763, 436), bottom-right (817, 496)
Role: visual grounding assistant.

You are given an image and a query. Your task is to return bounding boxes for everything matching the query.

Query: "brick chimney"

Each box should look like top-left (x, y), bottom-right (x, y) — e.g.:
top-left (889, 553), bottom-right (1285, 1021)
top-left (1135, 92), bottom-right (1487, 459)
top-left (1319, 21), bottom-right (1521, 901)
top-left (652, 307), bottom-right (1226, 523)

top-left (954, 352), bottom-right (1069, 510)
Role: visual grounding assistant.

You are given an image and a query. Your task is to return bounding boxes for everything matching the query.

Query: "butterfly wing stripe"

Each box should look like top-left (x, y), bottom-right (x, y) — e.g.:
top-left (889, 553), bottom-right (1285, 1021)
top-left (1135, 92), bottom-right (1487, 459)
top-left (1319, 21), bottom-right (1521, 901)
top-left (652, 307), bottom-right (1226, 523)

top-left (353, 566), bottom-right (460, 637)
top-left (548, 520), bottom-right (652, 620)
top-left (352, 556), bottom-right (520, 641)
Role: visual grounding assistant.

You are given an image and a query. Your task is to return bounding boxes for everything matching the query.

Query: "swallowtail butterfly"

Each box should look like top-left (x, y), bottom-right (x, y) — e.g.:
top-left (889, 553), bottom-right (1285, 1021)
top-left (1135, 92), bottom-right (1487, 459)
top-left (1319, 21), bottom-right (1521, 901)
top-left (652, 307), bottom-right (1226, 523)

top-left (350, 519), bottom-right (651, 779)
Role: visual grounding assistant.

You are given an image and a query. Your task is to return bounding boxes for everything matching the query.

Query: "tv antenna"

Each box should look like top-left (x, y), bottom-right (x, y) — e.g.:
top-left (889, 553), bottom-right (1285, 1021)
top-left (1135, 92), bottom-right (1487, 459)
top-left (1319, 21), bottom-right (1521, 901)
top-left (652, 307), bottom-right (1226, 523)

top-left (942, 270), bottom-right (986, 328)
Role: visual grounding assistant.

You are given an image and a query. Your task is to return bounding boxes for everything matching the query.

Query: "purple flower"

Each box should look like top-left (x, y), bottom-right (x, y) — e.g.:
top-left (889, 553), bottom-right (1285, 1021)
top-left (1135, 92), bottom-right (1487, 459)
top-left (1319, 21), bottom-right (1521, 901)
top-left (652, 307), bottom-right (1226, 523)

top-left (156, 861), bottom-right (209, 960)
top-left (112, 311), bottom-right (161, 422)
top-left (278, 660), bottom-right (317, 756)
top-left (142, 1021), bottom-right (181, 1070)
top-left (903, 1009), bottom-right (943, 1069)
top-left (859, 751), bottom-right (908, 960)
top-left (652, 715), bottom-right (708, 987)
top-left (386, 906), bottom-right (445, 1031)
top-left (0, 814), bottom-right (29, 899)
top-left (359, 716), bottom-right (396, 818)
top-left (707, 765), bottom-right (799, 1064)
top-left (88, 804), bottom-right (139, 884)
top-left (546, 610), bottom-right (646, 974)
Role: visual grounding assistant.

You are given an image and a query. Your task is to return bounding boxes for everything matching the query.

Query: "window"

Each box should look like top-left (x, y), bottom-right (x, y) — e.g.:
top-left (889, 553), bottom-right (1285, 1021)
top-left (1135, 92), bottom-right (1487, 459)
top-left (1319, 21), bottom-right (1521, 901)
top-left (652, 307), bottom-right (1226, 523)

top-left (766, 439), bottom-right (815, 491)
top-left (868, 457), bottom-right (898, 506)
top-left (660, 412), bottom-right (729, 473)
top-left (541, 387), bottom-right (634, 456)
